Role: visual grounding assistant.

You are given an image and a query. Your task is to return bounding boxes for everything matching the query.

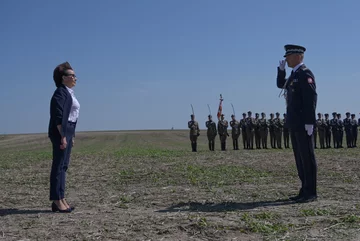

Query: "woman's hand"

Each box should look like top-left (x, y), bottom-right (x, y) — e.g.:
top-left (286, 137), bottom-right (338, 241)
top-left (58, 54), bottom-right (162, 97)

top-left (60, 136), bottom-right (67, 150)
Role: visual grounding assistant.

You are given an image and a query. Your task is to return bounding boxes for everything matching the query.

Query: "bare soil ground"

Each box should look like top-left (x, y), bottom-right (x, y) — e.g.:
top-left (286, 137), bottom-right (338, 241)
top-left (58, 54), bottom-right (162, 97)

top-left (0, 130), bottom-right (359, 241)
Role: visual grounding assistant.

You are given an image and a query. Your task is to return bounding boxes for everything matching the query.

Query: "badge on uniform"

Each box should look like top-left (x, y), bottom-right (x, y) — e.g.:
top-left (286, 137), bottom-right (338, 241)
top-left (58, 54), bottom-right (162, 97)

top-left (308, 77), bottom-right (313, 84)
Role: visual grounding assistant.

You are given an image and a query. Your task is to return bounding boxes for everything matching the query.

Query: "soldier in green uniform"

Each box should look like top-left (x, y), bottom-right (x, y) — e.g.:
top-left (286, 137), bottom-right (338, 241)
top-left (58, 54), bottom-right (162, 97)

top-left (188, 114), bottom-right (200, 152)
top-left (343, 112), bottom-right (352, 148)
top-left (254, 113), bottom-right (261, 149)
top-left (316, 113), bottom-right (326, 149)
top-left (259, 112), bottom-right (269, 149)
top-left (330, 112), bottom-right (338, 148)
top-left (239, 113), bottom-right (248, 149)
top-left (217, 114), bottom-right (229, 151)
top-left (205, 115), bottom-right (217, 151)
top-left (230, 114), bottom-right (240, 150)
top-left (245, 111), bottom-right (255, 149)
top-left (324, 113), bottom-right (331, 148)
top-left (283, 113), bottom-right (290, 148)
top-left (350, 114), bottom-right (358, 147)
top-left (313, 115), bottom-right (318, 149)
top-left (274, 112), bottom-right (283, 149)
top-left (337, 113), bottom-right (344, 148)
top-left (269, 113), bottom-right (276, 148)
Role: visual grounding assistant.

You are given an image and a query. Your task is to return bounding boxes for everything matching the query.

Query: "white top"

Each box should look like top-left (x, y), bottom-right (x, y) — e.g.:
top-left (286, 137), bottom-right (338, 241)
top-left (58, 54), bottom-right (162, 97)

top-left (65, 86), bottom-right (80, 122)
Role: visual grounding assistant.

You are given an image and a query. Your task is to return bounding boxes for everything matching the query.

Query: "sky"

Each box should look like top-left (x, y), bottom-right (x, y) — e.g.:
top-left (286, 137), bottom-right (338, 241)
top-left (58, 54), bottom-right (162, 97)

top-left (1, 0), bottom-right (360, 134)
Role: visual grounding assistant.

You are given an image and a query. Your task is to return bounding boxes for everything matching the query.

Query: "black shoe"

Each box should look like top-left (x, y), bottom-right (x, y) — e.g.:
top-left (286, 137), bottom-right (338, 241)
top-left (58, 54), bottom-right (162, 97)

top-left (296, 195), bottom-right (317, 203)
top-left (51, 202), bottom-right (72, 213)
top-left (289, 195), bottom-right (302, 201)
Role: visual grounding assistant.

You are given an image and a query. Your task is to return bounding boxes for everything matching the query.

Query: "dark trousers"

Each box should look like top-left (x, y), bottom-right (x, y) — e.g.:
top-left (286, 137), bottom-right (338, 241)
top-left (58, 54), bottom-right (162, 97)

top-left (283, 130), bottom-right (290, 148)
top-left (49, 122), bottom-right (75, 201)
top-left (290, 130), bottom-right (317, 198)
top-left (325, 130), bottom-right (331, 147)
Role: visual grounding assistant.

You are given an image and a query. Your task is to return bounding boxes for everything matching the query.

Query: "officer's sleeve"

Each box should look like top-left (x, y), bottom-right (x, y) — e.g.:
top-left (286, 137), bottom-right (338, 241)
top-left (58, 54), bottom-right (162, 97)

top-left (300, 72), bottom-right (317, 125)
top-left (277, 68), bottom-right (287, 89)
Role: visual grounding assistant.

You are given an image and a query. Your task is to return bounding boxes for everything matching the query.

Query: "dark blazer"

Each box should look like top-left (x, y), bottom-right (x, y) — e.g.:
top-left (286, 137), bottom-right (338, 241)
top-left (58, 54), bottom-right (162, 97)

top-left (48, 84), bottom-right (76, 138)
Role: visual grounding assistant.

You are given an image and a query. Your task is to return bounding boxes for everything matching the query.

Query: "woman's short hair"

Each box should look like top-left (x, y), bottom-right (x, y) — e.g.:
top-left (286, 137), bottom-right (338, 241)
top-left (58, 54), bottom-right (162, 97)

top-left (53, 62), bottom-right (73, 87)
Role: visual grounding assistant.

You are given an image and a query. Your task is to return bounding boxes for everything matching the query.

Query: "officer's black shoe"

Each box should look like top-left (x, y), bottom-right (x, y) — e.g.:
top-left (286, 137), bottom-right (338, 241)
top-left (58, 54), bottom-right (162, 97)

top-left (289, 195), bottom-right (302, 201)
top-left (296, 195), bottom-right (317, 203)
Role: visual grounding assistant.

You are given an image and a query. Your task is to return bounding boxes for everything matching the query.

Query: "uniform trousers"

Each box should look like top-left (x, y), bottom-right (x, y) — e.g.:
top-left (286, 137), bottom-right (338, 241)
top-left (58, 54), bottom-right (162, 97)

top-left (290, 129), bottom-right (317, 198)
top-left (49, 121), bottom-right (76, 201)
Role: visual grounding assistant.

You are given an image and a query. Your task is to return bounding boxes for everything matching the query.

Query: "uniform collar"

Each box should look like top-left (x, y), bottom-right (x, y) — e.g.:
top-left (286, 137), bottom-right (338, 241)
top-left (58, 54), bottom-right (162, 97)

top-left (292, 62), bottom-right (304, 73)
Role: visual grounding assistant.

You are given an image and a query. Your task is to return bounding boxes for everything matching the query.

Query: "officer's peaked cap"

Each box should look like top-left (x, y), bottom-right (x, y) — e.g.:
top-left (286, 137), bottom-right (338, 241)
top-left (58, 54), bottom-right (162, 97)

top-left (284, 44), bottom-right (306, 57)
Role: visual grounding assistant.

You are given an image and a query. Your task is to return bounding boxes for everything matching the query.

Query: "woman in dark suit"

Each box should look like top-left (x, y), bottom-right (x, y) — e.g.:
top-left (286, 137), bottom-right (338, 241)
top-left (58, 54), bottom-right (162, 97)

top-left (48, 62), bottom-right (80, 213)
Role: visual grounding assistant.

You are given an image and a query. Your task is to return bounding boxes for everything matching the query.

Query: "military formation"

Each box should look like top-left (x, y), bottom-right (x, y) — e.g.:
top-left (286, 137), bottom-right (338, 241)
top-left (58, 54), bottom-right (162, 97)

top-left (188, 111), bottom-right (359, 151)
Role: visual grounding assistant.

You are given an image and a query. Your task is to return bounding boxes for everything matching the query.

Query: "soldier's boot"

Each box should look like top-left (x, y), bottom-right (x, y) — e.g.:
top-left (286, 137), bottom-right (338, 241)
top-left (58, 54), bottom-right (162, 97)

top-left (194, 142), bottom-right (197, 152)
top-left (191, 143), bottom-right (195, 152)
top-left (235, 139), bottom-right (239, 150)
top-left (232, 140), bottom-right (236, 150)
top-left (208, 142), bottom-right (212, 151)
top-left (211, 142), bottom-right (215, 151)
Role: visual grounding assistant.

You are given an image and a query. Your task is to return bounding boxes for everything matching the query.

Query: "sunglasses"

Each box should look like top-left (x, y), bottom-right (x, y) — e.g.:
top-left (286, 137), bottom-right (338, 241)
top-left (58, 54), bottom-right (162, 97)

top-left (63, 73), bottom-right (77, 78)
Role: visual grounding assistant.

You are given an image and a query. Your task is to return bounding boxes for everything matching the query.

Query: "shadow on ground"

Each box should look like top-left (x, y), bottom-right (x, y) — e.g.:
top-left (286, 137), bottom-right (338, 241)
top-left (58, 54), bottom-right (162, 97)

top-left (156, 198), bottom-right (295, 213)
top-left (0, 208), bottom-right (52, 216)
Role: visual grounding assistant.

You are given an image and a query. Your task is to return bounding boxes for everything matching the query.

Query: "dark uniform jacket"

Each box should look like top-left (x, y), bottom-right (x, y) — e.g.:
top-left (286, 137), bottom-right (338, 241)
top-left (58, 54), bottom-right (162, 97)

top-left (277, 64), bottom-right (317, 131)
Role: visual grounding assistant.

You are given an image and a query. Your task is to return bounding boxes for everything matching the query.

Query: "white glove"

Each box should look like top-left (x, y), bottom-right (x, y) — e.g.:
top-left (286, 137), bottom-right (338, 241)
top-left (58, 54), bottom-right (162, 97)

top-left (278, 60), bottom-right (286, 71)
top-left (305, 124), bottom-right (313, 136)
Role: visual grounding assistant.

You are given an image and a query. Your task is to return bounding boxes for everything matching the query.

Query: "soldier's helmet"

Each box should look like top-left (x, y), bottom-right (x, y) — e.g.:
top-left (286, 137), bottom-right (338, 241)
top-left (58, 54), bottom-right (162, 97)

top-left (208, 115), bottom-right (212, 118)
top-left (332, 112), bottom-right (337, 116)
top-left (248, 111), bottom-right (252, 114)
top-left (231, 114), bottom-right (235, 118)
top-left (325, 113), bottom-right (329, 116)
top-left (276, 112), bottom-right (280, 115)
top-left (242, 113), bottom-right (246, 116)
top-left (346, 112), bottom-right (350, 115)
top-left (351, 114), bottom-right (355, 117)
top-left (255, 113), bottom-right (259, 116)
top-left (317, 112), bottom-right (321, 115)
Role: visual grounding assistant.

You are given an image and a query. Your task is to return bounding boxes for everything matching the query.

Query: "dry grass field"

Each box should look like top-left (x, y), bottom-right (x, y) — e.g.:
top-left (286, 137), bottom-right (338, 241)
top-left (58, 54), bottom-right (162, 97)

top-left (0, 130), bottom-right (360, 241)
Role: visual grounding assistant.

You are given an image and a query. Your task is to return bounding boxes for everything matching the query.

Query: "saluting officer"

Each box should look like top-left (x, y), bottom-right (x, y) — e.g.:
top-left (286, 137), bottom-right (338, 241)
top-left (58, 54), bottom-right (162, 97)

top-left (277, 44), bottom-right (318, 203)
top-left (205, 115), bottom-right (217, 151)
top-left (188, 114), bottom-right (200, 152)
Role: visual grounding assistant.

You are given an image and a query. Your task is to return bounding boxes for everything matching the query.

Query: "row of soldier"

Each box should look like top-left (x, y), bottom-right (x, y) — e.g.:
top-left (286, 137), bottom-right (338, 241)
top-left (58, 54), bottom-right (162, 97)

top-left (187, 111), bottom-right (359, 152)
